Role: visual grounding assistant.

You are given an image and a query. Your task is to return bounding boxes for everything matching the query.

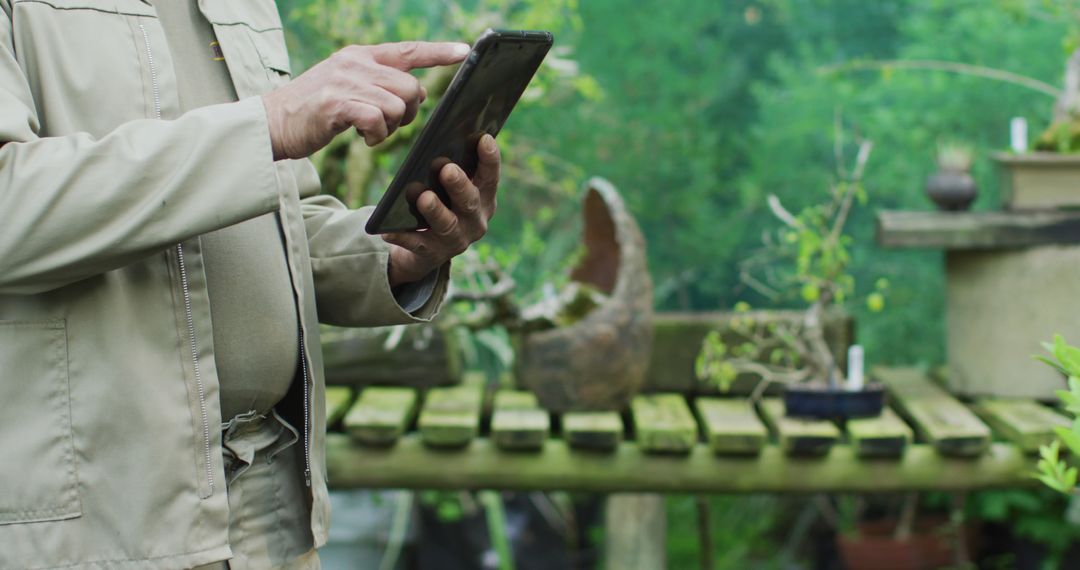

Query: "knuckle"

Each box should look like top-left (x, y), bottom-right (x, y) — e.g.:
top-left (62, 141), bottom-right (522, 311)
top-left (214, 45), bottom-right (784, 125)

top-left (407, 76), bottom-right (423, 100)
top-left (344, 45), bottom-right (368, 58)
top-left (397, 41), bottom-right (419, 57)
top-left (437, 215), bottom-right (460, 237)
top-left (387, 98), bottom-right (406, 122)
top-left (331, 47), bottom-right (358, 67)
top-left (359, 106), bottom-right (382, 127)
top-left (462, 196), bottom-right (481, 214)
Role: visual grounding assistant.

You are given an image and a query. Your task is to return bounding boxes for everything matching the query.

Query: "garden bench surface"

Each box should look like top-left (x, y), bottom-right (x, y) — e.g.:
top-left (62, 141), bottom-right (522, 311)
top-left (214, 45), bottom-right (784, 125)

top-left (344, 387), bottom-right (417, 446)
top-left (324, 367), bottom-right (1040, 493)
top-left (973, 398), bottom-right (1069, 453)
top-left (563, 411), bottom-right (624, 451)
top-left (875, 367), bottom-right (991, 456)
top-left (418, 385), bottom-right (483, 448)
top-left (694, 398), bottom-right (767, 455)
top-left (325, 385), bottom-right (353, 428)
top-left (491, 390), bottom-right (549, 450)
top-left (846, 408), bottom-right (913, 457)
top-left (632, 394), bottom-right (698, 454)
top-left (759, 399), bottom-right (840, 456)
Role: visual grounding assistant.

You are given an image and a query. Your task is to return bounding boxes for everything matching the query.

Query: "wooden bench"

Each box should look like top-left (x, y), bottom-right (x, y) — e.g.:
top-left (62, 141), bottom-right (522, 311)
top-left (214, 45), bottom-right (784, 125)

top-left (324, 367), bottom-right (1061, 493)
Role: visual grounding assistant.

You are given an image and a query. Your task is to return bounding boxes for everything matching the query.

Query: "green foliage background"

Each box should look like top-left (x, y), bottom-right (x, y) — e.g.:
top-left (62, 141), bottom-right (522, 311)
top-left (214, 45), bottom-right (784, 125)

top-left (280, 0), bottom-right (1070, 370)
top-left (279, 1), bottom-right (1079, 566)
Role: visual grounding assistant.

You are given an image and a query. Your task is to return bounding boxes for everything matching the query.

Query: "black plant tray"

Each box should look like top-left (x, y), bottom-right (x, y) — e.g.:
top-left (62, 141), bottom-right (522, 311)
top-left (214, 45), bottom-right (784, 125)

top-left (783, 383), bottom-right (886, 420)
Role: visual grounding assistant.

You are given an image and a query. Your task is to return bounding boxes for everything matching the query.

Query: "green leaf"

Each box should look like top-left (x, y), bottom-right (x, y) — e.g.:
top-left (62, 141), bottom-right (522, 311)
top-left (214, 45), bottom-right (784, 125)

top-left (1053, 335), bottom-right (1080, 377)
top-left (1056, 390), bottom-right (1080, 415)
top-left (1035, 355), bottom-right (1067, 376)
top-left (1037, 474), bottom-right (1066, 494)
top-left (1056, 426), bottom-right (1080, 456)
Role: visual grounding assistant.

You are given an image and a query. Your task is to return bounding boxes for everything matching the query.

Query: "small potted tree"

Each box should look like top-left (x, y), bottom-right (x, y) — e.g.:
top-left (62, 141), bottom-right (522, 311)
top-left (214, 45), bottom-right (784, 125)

top-left (696, 132), bottom-right (887, 419)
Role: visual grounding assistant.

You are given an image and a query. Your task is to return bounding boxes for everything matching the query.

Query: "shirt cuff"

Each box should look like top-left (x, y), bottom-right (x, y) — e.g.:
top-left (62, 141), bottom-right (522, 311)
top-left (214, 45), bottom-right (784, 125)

top-left (392, 269), bottom-right (439, 314)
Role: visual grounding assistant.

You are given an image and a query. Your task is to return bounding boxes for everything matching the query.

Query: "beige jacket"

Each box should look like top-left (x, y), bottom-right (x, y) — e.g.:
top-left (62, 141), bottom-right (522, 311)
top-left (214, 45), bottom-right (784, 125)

top-left (0, 1), bottom-right (446, 568)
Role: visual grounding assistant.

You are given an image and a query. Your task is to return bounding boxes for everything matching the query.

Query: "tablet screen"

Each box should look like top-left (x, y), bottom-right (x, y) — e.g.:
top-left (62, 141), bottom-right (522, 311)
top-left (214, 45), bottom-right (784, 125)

top-left (367, 30), bottom-right (552, 233)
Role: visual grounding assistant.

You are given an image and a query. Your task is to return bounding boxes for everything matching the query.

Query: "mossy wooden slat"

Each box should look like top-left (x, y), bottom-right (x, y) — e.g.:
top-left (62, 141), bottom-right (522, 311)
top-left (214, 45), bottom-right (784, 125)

top-left (418, 386), bottom-right (482, 448)
top-left (694, 398), bottom-right (767, 455)
top-left (344, 387), bottom-right (417, 446)
top-left (974, 399), bottom-right (1069, 453)
top-left (325, 386), bottom-right (354, 428)
top-left (758, 399), bottom-right (839, 456)
top-left (491, 391), bottom-right (549, 451)
top-left (631, 394), bottom-right (697, 454)
top-left (875, 367), bottom-right (990, 457)
top-left (847, 408), bottom-right (913, 458)
top-left (564, 412), bottom-right (623, 451)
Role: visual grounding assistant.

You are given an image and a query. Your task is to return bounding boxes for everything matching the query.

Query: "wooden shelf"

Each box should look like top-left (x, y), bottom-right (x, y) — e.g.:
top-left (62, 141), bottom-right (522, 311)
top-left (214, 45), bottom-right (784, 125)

top-left (876, 210), bottom-right (1080, 250)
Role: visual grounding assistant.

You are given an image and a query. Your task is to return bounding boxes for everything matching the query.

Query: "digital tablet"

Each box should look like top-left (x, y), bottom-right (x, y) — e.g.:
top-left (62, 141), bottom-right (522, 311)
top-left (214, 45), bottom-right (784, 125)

top-left (364, 29), bottom-right (554, 234)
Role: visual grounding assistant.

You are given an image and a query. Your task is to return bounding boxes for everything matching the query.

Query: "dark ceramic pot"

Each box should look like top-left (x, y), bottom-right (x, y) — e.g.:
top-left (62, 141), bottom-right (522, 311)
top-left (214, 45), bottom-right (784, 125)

top-left (926, 169), bottom-right (977, 211)
top-left (783, 383), bottom-right (885, 419)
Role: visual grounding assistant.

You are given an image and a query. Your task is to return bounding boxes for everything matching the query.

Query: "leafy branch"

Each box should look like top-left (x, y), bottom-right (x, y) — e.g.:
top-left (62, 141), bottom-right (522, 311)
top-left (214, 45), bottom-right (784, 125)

top-left (1034, 334), bottom-right (1080, 495)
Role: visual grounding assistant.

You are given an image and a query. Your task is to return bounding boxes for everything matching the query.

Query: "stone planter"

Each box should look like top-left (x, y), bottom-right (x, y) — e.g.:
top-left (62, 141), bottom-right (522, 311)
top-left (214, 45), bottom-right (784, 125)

top-left (993, 152), bottom-right (1080, 210)
top-left (516, 177), bottom-right (654, 412)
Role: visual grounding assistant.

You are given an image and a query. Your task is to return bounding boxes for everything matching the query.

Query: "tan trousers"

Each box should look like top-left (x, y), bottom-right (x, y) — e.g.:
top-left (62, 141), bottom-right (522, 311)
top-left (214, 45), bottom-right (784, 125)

top-left (193, 410), bottom-right (319, 570)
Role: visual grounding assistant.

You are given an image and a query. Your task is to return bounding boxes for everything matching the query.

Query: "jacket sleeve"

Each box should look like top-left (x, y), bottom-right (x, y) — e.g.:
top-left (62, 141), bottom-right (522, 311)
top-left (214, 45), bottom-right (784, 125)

top-left (0, 7), bottom-right (281, 295)
top-left (291, 158), bottom-right (450, 328)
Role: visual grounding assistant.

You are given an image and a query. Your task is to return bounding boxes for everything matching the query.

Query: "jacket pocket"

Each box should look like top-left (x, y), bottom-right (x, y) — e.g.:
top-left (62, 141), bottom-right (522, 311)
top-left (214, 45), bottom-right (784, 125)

top-left (247, 27), bottom-right (292, 89)
top-left (0, 319), bottom-right (81, 525)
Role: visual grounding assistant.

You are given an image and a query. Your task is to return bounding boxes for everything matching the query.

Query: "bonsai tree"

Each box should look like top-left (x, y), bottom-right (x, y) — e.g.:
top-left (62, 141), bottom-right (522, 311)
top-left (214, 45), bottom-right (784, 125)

top-left (1034, 334), bottom-right (1080, 495)
top-left (696, 131), bottom-right (886, 399)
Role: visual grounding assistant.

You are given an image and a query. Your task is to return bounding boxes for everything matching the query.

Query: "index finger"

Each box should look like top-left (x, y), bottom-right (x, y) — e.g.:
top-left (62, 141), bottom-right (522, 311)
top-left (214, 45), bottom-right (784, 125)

top-left (371, 41), bottom-right (470, 71)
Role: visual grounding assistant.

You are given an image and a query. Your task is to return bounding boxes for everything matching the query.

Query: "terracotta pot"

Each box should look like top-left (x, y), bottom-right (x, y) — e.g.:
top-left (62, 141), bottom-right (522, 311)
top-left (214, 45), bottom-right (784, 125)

top-left (838, 517), bottom-right (975, 570)
top-left (516, 177), bottom-right (654, 411)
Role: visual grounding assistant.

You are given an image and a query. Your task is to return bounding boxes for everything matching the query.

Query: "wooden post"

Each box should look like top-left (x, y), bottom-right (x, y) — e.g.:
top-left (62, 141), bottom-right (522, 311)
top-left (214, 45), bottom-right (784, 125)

top-left (605, 494), bottom-right (666, 570)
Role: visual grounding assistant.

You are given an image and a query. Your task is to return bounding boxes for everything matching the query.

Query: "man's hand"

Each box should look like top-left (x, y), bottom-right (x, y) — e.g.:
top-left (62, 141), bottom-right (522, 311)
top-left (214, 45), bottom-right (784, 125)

top-left (383, 134), bottom-right (501, 287)
top-left (262, 41), bottom-right (470, 160)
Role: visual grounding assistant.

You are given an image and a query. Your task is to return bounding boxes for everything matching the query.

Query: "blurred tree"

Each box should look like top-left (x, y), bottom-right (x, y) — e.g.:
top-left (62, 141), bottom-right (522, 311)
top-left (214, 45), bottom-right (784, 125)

top-left (280, 0), bottom-right (1073, 364)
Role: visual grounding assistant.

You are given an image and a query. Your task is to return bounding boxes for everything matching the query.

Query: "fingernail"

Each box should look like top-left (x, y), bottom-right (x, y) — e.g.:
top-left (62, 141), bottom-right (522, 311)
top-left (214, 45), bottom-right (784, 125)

top-left (445, 167), bottom-right (460, 182)
top-left (482, 135), bottom-right (496, 153)
top-left (428, 197), bottom-right (439, 211)
top-left (453, 43), bottom-right (470, 57)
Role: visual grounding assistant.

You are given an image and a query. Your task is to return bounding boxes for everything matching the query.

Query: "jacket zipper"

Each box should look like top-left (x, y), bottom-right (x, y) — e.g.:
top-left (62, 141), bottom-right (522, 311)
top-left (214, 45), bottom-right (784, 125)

top-left (139, 22), bottom-right (215, 495)
top-left (176, 243), bottom-right (215, 495)
top-left (299, 328), bottom-right (312, 487)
